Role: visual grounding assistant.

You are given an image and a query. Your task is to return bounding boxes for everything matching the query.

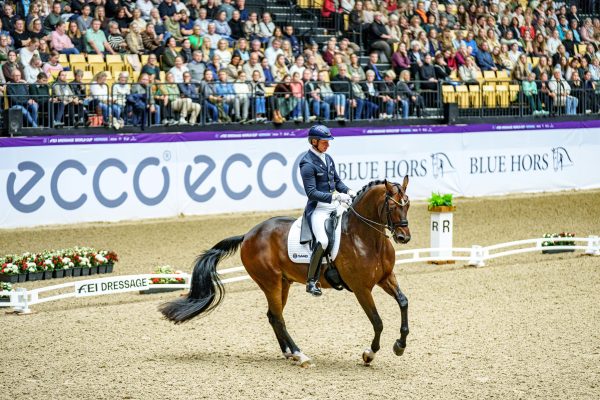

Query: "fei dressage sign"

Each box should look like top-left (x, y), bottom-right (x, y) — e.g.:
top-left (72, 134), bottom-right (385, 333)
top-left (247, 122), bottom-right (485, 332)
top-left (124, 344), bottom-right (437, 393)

top-left (1, 121), bottom-right (599, 228)
top-left (75, 276), bottom-right (149, 297)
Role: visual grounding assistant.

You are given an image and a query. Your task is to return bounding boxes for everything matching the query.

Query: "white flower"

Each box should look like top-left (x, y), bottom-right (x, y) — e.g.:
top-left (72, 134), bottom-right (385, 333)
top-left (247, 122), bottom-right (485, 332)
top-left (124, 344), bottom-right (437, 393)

top-left (95, 254), bottom-right (107, 263)
top-left (80, 258), bottom-right (89, 266)
top-left (63, 257), bottom-right (71, 264)
top-left (68, 262), bottom-right (74, 268)
top-left (45, 259), bottom-right (52, 266)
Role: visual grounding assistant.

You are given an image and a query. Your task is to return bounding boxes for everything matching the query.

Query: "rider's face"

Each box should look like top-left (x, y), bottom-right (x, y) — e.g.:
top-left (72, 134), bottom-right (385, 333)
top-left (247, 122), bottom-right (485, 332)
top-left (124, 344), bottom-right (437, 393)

top-left (316, 139), bottom-right (329, 153)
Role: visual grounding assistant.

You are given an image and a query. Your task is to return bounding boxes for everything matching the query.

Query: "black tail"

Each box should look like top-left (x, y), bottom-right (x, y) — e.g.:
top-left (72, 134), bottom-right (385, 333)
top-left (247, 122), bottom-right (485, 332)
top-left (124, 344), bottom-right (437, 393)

top-left (159, 235), bottom-right (244, 324)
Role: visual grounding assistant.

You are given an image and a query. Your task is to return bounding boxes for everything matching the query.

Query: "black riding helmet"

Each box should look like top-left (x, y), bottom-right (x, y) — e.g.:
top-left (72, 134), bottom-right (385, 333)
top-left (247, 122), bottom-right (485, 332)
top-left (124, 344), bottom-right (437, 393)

top-left (307, 124), bottom-right (334, 144)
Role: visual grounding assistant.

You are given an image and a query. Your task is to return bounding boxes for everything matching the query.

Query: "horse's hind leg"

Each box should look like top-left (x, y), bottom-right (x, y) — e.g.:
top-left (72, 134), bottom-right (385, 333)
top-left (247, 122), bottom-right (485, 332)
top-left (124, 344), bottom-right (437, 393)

top-left (263, 279), bottom-right (312, 367)
top-left (354, 288), bottom-right (384, 366)
top-left (378, 273), bottom-right (409, 356)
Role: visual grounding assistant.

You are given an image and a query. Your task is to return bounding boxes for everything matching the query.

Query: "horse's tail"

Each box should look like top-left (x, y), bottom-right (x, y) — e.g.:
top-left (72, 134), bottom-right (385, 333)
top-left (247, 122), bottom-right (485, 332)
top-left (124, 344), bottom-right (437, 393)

top-left (159, 235), bottom-right (245, 324)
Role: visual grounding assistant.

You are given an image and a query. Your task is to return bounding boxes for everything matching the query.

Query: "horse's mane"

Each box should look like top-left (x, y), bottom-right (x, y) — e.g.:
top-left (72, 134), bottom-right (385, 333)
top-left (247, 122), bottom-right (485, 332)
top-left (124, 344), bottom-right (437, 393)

top-left (351, 179), bottom-right (388, 205)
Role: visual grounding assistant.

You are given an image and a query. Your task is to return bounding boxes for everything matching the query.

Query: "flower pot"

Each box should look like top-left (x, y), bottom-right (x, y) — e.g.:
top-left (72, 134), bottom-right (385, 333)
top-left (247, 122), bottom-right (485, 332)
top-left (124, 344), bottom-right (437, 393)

top-left (140, 286), bottom-right (186, 294)
top-left (81, 268), bottom-right (90, 276)
top-left (18, 273), bottom-right (27, 283)
top-left (0, 297), bottom-right (10, 303)
top-left (63, 268), bottom-right (73, 277)
top-left (72, 267), bottom-right (82, 277)
top-left (53, 269), bottom-right (65, 279)
top-left (43, 271), bottom-right (53, 280)
top-left (98, 265), bottom-right (107, 274)
top-left (542, 248), bottom-right (575, 254)
top-left (89, 266), bottom-right (98, 275)
top-left (428, 205), bottom-right (457, 213)
top-left (106, 263), bottom-right (114, 273)
top-left (28, 272), bottom-right (43, 281)
top-left (0, 274), bottom-right (19, 283)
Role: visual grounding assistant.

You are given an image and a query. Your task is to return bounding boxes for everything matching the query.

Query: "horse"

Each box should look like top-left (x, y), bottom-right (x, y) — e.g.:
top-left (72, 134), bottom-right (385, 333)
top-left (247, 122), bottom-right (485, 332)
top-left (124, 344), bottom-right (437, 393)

top-left (160, 177), bottom-right (411, 367)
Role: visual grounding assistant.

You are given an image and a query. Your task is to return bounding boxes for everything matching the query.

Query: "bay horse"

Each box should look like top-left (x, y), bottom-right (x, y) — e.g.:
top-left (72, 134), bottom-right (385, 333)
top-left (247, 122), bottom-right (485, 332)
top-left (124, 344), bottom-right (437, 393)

top-left (160, 177), bottom-right (411, 367)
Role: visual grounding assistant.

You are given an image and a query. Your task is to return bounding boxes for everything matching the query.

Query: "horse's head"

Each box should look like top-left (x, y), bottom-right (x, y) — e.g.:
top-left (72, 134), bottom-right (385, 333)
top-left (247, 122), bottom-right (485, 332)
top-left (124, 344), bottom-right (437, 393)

top-left (384, 176), bottom-right (411, 244)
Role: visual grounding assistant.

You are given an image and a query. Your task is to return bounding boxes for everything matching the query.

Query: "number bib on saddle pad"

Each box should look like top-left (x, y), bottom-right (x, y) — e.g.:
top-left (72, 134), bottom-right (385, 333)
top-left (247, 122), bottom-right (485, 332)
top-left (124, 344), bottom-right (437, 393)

top-left (287, 205), bottom-right (347, 264)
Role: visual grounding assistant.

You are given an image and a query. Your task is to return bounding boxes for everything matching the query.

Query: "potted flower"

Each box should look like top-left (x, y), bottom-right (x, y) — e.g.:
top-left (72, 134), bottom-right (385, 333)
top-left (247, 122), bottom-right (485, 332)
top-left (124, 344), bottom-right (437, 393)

top-left (542, 232), bottom-right (576, 254)
top-left (0, 282), bottom-right (13, 303)
top-left (142, 265), bottom-right (187, 294)
top-left (41, 254), bottom-right (56, 280)
top-left (0, 260), bottom-right (21, 283)
top-left (427, 192), bottom-right (456, 212)
top-left (104, 251), bottom-right (118, 273)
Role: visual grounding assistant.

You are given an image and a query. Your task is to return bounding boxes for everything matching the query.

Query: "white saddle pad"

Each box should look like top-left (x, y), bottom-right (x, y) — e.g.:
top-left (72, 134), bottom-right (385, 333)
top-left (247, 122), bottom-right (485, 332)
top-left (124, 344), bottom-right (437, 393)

top-left (287, 204), bottom-right (347, 264)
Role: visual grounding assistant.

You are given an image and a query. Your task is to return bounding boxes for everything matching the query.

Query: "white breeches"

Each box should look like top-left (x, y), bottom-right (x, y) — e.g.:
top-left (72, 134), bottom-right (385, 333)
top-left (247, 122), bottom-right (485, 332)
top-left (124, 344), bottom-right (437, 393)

top-left (311, 201), bottom-right (337, 249)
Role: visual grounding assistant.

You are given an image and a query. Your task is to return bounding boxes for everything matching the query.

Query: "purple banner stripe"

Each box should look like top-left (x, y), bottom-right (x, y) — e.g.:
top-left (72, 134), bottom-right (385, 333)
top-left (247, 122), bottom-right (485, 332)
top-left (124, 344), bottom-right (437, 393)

top-left (2, 120), bottom-right (600, 148)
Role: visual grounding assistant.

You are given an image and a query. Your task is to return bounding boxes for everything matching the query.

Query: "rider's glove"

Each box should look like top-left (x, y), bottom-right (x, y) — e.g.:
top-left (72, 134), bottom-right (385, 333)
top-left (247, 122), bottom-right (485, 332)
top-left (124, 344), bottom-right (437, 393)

top-left (347, 189), bottom-right (357, 198)
top-left (333, 193), bottom-right (352, 204)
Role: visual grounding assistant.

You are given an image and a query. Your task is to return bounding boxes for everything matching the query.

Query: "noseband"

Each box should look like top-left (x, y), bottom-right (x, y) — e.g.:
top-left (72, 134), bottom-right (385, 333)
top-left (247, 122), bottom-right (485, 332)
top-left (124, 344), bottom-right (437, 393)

top-left (348, 183), bottom-right (409, 238)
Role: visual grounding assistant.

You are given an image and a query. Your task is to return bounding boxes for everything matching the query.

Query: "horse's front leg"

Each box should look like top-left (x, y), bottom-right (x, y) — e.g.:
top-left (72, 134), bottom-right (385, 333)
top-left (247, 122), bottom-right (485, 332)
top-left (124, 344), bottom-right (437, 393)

top-left (354, 288), bottom-right (383, 366)
top-left (378, 273), bottom-right (409, 356)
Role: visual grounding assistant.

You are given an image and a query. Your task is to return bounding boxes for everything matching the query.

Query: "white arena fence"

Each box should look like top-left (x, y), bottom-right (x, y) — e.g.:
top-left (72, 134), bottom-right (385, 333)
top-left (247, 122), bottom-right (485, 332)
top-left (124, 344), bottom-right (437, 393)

top-left (1, 236), bottom-right (598, 314)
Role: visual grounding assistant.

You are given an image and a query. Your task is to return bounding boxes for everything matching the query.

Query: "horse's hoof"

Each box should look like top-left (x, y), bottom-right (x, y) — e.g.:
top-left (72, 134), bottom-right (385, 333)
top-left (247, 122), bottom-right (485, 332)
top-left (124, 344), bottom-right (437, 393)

top-left (362, 348), bottom-right (375, 366)
top-left (393, 340), bottom-right (406, 356)
top-left (283, 347), bottom-right (294, 359)
top-left (292, 351), bottom-right (313, 367)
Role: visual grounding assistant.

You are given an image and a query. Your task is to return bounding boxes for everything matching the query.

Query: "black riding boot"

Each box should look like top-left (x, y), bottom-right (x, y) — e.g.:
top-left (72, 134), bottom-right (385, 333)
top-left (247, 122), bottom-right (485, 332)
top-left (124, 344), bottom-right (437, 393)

top-left (306, 243), bottom-right (325, 296)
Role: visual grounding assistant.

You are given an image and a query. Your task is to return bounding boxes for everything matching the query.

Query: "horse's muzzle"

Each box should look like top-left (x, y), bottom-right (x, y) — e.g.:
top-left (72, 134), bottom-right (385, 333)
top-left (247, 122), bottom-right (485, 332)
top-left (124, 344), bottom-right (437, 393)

top-left (394, 233), bottom-right (411, 244)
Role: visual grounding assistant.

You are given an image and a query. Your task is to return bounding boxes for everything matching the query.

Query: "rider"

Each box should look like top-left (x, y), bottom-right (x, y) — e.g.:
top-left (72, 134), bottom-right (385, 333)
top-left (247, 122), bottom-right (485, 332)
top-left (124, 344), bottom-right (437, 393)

top-left (300, 125), bottom-right (355, 296)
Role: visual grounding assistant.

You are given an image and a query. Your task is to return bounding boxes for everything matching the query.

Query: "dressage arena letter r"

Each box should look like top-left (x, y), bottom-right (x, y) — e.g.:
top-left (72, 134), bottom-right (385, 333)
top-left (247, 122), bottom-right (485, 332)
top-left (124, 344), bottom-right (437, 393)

top-left (431, 220), bottom-right (451, 232)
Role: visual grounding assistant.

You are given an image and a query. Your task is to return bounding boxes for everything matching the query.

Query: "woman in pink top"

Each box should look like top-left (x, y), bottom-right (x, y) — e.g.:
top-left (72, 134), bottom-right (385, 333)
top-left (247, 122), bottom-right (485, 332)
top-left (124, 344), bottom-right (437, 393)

top-left (51, 22), bottom-right (80, 54)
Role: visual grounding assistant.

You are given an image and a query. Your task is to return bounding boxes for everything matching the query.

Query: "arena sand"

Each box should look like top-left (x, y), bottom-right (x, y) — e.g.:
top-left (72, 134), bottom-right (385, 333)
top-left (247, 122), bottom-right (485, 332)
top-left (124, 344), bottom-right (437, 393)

top-left (1, 190), bottom-right (599, 400)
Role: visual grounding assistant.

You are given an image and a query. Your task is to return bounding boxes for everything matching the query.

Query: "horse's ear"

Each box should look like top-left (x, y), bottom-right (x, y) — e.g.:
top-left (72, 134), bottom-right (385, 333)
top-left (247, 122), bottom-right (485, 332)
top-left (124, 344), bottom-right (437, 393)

top-left (402, 175), bottom-right (409, 191)
top-left (384, 179), bottom-right (394, 194)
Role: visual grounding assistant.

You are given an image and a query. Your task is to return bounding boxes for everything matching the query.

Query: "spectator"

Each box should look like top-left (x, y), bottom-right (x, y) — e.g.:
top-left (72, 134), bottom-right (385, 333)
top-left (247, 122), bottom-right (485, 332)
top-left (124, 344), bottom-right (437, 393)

top-left (392, 42), bottom-right (410, 76)
top-left (549, 69), bottom-right (578, 115)
top-left (476, 42), bottom-right (497, 71)
top-left (29, 72), bottom-right (60, 127)
top-left (271, 54), bottom-right (289, 82)
top-left (459, 56), bottom-right (480, 85)
top-left (24, 55), bottom-right (44, 84)
top-left (219, 0), bottom-right (235, 21)
top-left (162, 37), bottom-right (181, 71)
top-left (215, 39), bottom-right (232, 67)
top-left (233, 71), bottom-right (251, 123)
top-left (165, 12), bottom-right (183, 43)
top-left (397, 70), bottom-right (424, 118)
top-left (7, 69), bottom-right (38, 127)
top-left (188, 51), bottom-right (206, 83)
top-left (3, 51), bottom-right (24, 80)
top-left (512, 54), bottom-right (531, 82)
top-left (0, 35), bottom-right (10, 62)
top-left (111, 72), bottom-right (130, 128)
top-left (52, 70), bottom-right (85, 127)
top-left (243, 52), bottom-right (264, 81)
top-left (158, 71), bottom-right (194, 125)
top-left (108, 21), bottom-right (128, 53)
top-left (158, 0), bottom-right (177, 19)
top-left (224, 53), bottom-right (242, 80)
top-left (178, 71), bottom-right (201, 124)
top-left (250, 70), bottom-right (267, 122)
top-left (141, 23), bottom-right (164, 55)
top-left (76, 5), bottom-right (93, 34)
top-left (131, 8), bottom-right (148, 30)
top-left (214, 11), bottom-right (233, 44)
top-left (43, 2), bottom-right (63, 36)
top-left (215, 69), bottom-right (241, 121)
top-left (258, 12), bottom-right (275, 45)
top-left (68, 21), bottom-right (86, 53)
top-left (169, 56), bottom-right (189, 83)
top-left (348, 71), bottom-right (376, 120)
top-left (368, 12), bottom-right (393, 62)
top-left (234, 38), bottom-right (250, 62)
top-left (317, 69), bottom-right (345, 121)
top-left (284, 26), bottom-right (301, 57)
top-left (51, 21), bottom-right (78, 55)
top-left (205, 23), bottom-right (222, 49)
top-left (126, 22), bottom-right (144, 55)
top-left (130, 73), bottom-right (160, 127)
top-left (229, 10), bottom-right (244, 41)
top-left (273, 74), bottom-right (295, 122)
top-left (245, 12), bottom-right (261, 41)
top-left (348, 53), bottom-right (365, 81)
top-left (141, 54), bottom-right (161, 81)
top-left (365, 51), bottom-right (383, 81)
top-left (90, 72), bottom-right (113, 126)
top-left (265, 39), bottom-right (284, 67)
top-left (43, 51), bottom-right (64, 77)
top-left (86, 19), bottom-right (116, 55)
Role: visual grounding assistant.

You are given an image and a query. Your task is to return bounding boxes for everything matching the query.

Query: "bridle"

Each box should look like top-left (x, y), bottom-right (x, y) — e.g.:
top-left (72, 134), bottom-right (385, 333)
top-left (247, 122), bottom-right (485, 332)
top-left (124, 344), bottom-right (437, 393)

top-left (348, 183), bottom-right (409, 239)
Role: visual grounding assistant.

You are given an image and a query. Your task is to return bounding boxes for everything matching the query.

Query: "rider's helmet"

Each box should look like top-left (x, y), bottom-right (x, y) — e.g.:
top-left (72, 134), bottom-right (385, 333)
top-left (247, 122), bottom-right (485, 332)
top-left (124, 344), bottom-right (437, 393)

top-left (307, 124), bottom-right (334, 144)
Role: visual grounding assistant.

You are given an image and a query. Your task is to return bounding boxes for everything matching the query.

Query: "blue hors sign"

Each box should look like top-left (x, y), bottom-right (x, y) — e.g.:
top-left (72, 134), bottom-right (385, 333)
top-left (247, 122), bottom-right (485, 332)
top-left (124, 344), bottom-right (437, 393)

top-left (75, 276), bottom-right (150, 297)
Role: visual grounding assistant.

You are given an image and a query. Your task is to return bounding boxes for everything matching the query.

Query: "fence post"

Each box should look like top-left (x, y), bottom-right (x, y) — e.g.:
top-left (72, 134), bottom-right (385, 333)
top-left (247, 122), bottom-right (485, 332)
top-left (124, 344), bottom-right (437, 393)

top-left (12, 287), bottom-right (32, 314)
top-left (468, 245), bottom-right (486, 267)
top-left (585, 235), bottom-right (600, 256)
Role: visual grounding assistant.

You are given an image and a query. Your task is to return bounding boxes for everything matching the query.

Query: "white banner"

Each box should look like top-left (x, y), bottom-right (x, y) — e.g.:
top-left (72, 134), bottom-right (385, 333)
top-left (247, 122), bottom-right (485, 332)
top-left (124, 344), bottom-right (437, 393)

top-left (74, 276), bottom-right (150, 297)
top-left (1, 127), bottom-right (599, 228)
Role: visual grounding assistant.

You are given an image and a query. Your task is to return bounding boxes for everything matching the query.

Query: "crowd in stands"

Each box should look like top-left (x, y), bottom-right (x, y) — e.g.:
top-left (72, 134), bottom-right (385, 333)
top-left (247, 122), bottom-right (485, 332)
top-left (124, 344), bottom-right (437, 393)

top-left (0, 0), bottom-right (600, 129)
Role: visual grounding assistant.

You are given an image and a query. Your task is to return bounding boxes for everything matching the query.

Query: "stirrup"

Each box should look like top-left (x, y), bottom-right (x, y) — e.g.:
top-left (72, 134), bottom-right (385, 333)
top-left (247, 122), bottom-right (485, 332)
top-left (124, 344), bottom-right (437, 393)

top-left (306, 280), bottom-right (322, 296)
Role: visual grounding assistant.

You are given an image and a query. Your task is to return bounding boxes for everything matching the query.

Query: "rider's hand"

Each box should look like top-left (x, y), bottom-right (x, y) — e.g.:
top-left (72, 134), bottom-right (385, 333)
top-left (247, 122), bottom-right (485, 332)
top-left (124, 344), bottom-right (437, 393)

top-left (333, 193), bottom-right (352, 204)
top-left (347, 190), bottom-right (357, 198)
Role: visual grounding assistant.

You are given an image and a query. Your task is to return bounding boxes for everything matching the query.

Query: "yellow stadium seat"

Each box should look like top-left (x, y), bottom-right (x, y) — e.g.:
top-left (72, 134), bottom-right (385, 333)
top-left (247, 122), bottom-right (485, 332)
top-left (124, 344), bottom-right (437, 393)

top-left (474, 70), bottom-right (484, 84)
top-left (140, 54), bottom-right (149, 65)
top-left (442, 85), bottom-right (456, 103)
top-left (107, 55), bottom-right (126, 75)
top-left (64, 70), bottom-right (74, 81)
top-left (159, 70), bottom-right (166, 81)
top-left (509, 84), bottom-right (521, 103)
top-left (82, 70), bottom-right (94, 83)
top-left (496, 85), bottom-right (509, 107)
top-left (87, 54), bottom-right (107, 74)
top-left (58, 54), bottom-right (68, 64)
top-left (482, 85), bottom-right (496, 108)
top-left (577, 44), bottom-right (587, 55)
top-left (264, 86), bottom-right (275, 97)
top-left (69, 54), bottom-right (87, 72)
top-left (496, 70), bottom-right (510, 81)
top-left (469, 85), bottom-right (481, 108)
top-left (455, 85), bottom-right (469, 108)
top-left (483, 70), bottom-right (496, 81)
top-left (531, 57), bottom-right (540, 68)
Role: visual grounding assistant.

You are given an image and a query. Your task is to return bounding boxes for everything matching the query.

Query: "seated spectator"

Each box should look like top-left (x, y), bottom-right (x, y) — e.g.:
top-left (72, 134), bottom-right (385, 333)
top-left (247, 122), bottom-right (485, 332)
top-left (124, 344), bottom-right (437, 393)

top-left (126, 22), bottom-right (145, 55)
top-left (261, 57), bottom-right (275, 85)
top-left (392, 42), bottom-right (411, 76)
top-left (142, 23), bottom-right (164, 55)
top-left (348, 72), bottom-right (377, 120)
top-left (214, 39), bottom-right (232, 67)
top-left (30, 72), bottom-right (62, 127)
top-left (179, 38), bottom-right (193, 63)
top-left (24, 55), bottom-right (44, 84)
top-left (229, 10), bottom-right (244, 40)
top-left (257, 12), bottom-right (275, 44)
top-left (459, 56), bottom-right (480, 85)
top-left (7, 69), bottom-right (38, 127)
top-left (51, 22), bottom-right (79, 55)
top-left (3, 51), bottom-right (24, 82)
top-left (361, 69), bottom-right (391, 119)
top-left (12, 19), bottom-right (31, 49)
top-left (129, 73), bottom-right (159, 127)
top-left (90, 72), bottom-right (114, 126)
top-left (162, 37), bottom-right (181, 71)
top-left (243, 52), bottom-right (263, 81)
top-left (365, 51), bottom-right (384, 81)
top-left (512, 54), bottom-right (531, 82)
top-left (69, 69), bottom-right (90, 123)
top-left (273, 74), bottom-right (295, 122)
top-left (19, 38), bottom-right (40, 69)
top-left (188, 51), bottom-right (206, 83)
top-left (289, 55), bottom-right (306, 79)
top-left (141, 54), bottom-right (161, 81)
top-left (169, 56), bottom-right (189, 83)
top-left (368, 12), bottom-right (393, 62)
top-left (224, 53), bottom-right (242, 80)
top-left (215, 69), bottom-right (241, 121)
top-left (165, 12), bottom-right (183, 43)
top-left (157, 71), bottom-right (194, 125)
top-left (397, 70), bottom-right (424, 118)
top-left (233, 38), bottom-right (250, 62)
top-left (317, 69), bottom-right (345, 121)
top-left (214, 11), bottom-right (234, 45)
top-left (548, 69), bottom-right (578, 115)
top-left (233, 71), bottom-right (251, 123)
top-left (42, 51), bottom-right (64, 77)
top-left (76, 5), bottom-right (93, 34)
top-left (38, 40), bottom-right (51, 63)
top-left (569, 71), bottom-right (585, 114)
top-left (108, 21), bottom-right (128, 54)
top-left (113, 7), bottom-right (132, 35)
top-left (86, 19), bottom-right (116, 55)
top-left (251, 70), bottom-right (267, 122)
top-left (131, 8), bottom-right (148, 31)
top-left (178, 71), bottom-right (201, 124)
top-left (270, 54), bottom-right (289, 82)
top-left (265, 39), bottom-right (284, 67)
top-left (206, 54), bottom-right (222, 77)
top-left (68, 22), bottom-right (86, 54)
top-left (200, 69), bottom-right (221, 123)
top-left (476, 42), bottom-right (497, 71)
top-left (348, 53), bottom-right (365, 81)
top-left (43, 2), bottom-right (63, 35)
top-left (245, 12), bottom-right (261, 41)
top-left (179, 10), bottom-right (194, 36)
top-left (419, 54), bottom-right (438, 90)
top-left (52, 70), bottom-right (85, 127)
top-left (205, 23), bottom-right (222, 49)
top-left (111, 72), bottom-right (130, 128)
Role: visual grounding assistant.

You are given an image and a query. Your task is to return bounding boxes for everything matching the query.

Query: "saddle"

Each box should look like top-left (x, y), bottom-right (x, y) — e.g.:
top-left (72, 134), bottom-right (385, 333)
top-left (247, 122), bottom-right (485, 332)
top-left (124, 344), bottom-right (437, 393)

top-left (287, 207), bottom-right (351, 292)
